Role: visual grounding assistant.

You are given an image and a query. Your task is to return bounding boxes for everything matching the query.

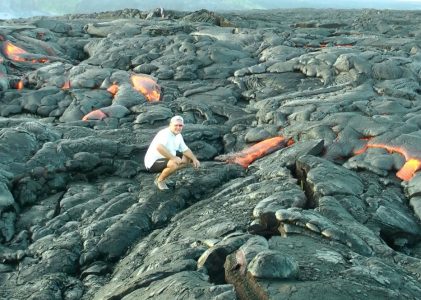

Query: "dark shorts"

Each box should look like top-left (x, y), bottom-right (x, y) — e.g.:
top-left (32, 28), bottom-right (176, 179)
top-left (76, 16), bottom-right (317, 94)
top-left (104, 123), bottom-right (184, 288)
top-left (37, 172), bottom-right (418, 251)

top-left (147, 152), bottom-right (183, 173)
top-left (148, 159), bottom-right (168, 173)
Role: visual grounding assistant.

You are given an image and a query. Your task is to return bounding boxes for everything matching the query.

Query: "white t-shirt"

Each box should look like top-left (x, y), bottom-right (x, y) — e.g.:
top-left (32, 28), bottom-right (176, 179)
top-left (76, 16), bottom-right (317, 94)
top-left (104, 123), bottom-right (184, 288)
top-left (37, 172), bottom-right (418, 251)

top-left (144, 127), bottom-right (189, 169)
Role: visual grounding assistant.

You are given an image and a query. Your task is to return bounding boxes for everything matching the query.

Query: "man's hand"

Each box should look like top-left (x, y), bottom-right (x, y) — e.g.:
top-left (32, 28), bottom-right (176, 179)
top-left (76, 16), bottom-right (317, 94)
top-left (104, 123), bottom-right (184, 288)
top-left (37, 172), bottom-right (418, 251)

top-left (192, 158), bottom-right (200, 169)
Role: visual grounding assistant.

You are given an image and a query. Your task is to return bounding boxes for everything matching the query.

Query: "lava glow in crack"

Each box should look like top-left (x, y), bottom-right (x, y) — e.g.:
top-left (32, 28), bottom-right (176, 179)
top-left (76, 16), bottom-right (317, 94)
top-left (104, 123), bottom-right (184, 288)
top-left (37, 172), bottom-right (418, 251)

top-left (353, 140), bottom-right (421, 181)
top-left (12, 80), bottom-right (23, 90)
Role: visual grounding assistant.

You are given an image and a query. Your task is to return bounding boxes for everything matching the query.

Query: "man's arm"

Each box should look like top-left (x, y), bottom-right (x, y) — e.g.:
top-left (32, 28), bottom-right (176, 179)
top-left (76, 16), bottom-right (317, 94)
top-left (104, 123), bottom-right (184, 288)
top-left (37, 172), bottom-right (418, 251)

top-left (157, 144), bottom-right (180, 161)
top-left (183, 149), bottom-right (200, 168)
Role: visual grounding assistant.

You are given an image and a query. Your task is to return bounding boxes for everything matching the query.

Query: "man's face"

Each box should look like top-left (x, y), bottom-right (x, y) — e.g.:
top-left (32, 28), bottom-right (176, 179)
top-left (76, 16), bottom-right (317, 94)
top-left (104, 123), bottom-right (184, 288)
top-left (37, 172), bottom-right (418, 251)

top-left (170, 121), bottom-right (184, 135)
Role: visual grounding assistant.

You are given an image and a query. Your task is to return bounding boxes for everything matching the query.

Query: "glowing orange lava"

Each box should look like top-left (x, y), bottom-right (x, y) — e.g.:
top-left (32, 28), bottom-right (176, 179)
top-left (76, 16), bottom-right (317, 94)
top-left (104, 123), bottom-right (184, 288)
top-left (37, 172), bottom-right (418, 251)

top-left (15, 80), bottom-right (23, 90)
top-left (62, 81), bottom-right (71, 90)
top-left (7, 78), bottom-right (24, 89)
top-left (352, 139), bottom-right (421, 181)
top-left (216, 136), bottom-right (289, 168)
top-left (3, 41), bottom-right (27, 62)
top-left (368, 143), bottom-right (409, 159)
top-left (35, 58), bottom-right (49, 63)
top-left (82, 109), bottom-right (107, 121)
top-left (131, 75), bottom-right (161, 102)
top-left (107, 84), bottom-right (119, 96)
top-left (396, 159), bottom-right (421, 181)
top-left (3, 40), bottom-right (49, 63)
top-left (353, 146), bottom-right (367, 156)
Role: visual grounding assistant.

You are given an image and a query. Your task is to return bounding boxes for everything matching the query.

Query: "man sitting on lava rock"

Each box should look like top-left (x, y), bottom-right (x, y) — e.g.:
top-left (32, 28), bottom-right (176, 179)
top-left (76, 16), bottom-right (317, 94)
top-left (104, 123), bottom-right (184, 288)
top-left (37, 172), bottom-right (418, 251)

top-left (144, 115), bottom-right (200, 190)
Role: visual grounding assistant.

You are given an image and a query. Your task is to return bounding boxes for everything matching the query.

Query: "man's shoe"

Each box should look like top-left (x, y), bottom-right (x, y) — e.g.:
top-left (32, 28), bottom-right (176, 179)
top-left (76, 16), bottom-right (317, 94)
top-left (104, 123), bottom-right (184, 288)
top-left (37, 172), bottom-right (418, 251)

top-left (154, 178), bottom-right (169, 190)
top-left (155, 173), bottom-right (174, 185)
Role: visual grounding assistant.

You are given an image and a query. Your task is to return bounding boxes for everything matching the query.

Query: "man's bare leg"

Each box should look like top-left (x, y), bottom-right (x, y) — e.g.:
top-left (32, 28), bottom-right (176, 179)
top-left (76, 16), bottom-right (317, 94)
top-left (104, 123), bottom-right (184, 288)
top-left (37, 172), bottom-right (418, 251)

top-left (158, 166), bottom-right (177, 181)
top-left (157, 156), bottom-right (191, 182)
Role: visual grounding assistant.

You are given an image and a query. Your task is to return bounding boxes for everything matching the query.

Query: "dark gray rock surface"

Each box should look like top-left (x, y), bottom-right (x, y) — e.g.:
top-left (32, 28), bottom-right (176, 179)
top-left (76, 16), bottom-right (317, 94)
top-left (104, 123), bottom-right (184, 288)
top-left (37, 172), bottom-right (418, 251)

top-left (1, 7), bottom-right (421, 300)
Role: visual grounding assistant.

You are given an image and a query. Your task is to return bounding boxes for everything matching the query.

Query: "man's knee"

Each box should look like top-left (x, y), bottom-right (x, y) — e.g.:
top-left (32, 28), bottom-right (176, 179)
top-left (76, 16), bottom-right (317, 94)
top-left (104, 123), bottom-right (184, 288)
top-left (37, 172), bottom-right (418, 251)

top-left (181, 155), bottom-right (191, 164)
top-left (167, 160), bottom-right (180, 169)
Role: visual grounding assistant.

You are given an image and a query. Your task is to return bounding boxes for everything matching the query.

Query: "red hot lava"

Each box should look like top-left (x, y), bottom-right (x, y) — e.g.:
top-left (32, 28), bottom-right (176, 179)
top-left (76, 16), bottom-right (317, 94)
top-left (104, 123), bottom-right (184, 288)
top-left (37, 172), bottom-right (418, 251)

top-left (82, 109), bottom-right (107, 121)
top-left (107, 84), bottom-right (119, 96)
top-left (353, 138), bottom-right (421, 181)
top-left (216, 136), bottom-right (292, 168)
top-left (3, 41), bottom-right (27, 62)
top-left (62, 81), bottom-right (71, 90)
top-left (9, 78), bottom-right (24, 90)
top-left (3, 41), bottom-right (49, 63)
top-left (130, 75), bottom-right (161, 102)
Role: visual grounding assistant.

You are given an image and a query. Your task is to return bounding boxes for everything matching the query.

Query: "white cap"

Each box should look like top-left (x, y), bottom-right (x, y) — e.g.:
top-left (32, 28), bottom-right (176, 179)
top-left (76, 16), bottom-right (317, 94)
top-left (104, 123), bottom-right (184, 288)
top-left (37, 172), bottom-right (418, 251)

top-left (170, 115), bottom-right (184, 124)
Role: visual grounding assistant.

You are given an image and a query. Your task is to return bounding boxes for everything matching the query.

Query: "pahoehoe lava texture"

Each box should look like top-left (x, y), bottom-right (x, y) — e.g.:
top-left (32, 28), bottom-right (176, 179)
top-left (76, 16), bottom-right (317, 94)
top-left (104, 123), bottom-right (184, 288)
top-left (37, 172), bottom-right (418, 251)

top-left (1, 7), bottom-right (421, 300)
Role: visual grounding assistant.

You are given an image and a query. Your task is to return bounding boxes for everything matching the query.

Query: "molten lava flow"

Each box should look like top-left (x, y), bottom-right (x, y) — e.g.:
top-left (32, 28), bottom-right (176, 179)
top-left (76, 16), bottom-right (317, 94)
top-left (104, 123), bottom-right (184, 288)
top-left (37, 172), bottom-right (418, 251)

top-left (216, 136), bottom-right (289, 168)
top-left (3, 40), bottom-right (49, 63)
top-left (368, 144), bottom-right (421, 180)
top-left (396, 159), bottom-right (421, 181)
top-left (131, 75), bottom-right (161, 102)
top-left (17, 80), bottom-right (23, 90)
top-left (353, 145), bottom-right (367, 156)
top-left (9, 79), bottom-right (24, 90)
top-left (3, 41), bottom-right (27, 62)
top-left (287, 139), bottom-right (295, 147)
top-left (352, 138), bottom-right (421, 181)
top-left (107, 84), bottom-right (119, 96)
top-left (368, 143), bottom-right (409, 159)
top-left (62, 80), bottom-right (71, 90)
top-left (35, 58), bottom-right (49, 63)
top-left (82, 109), bottom-right (107, 121)
top-left (353, 136), bottom-right (373, 155)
